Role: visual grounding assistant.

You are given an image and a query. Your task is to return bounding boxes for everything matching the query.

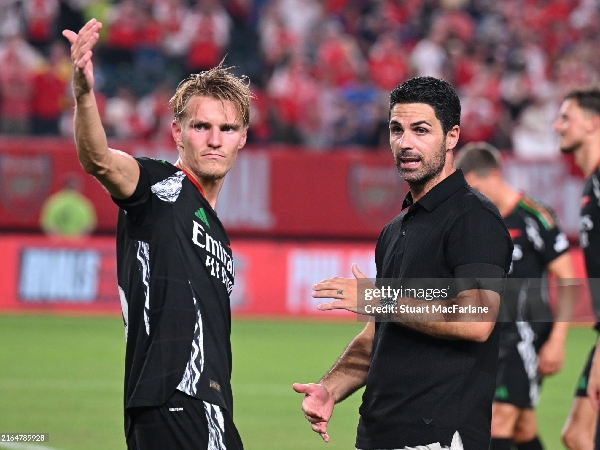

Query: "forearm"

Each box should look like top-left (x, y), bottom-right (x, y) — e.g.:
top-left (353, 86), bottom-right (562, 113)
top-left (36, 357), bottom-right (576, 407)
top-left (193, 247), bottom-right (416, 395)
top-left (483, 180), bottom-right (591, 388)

top-left (547, 320), bottom-right (569, 345)
top-left (385, 289), bottom-right (499, 342)
top-left (74, 91), bottom-right (111, 176)
top-left (320, 326), bottom-right (373, 403)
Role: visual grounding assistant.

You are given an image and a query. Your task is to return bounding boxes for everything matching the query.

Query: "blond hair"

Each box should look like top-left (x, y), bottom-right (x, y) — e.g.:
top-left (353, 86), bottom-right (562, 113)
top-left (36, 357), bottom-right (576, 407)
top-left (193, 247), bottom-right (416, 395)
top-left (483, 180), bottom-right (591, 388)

top-left (169, 62), bottom-right (252, 126)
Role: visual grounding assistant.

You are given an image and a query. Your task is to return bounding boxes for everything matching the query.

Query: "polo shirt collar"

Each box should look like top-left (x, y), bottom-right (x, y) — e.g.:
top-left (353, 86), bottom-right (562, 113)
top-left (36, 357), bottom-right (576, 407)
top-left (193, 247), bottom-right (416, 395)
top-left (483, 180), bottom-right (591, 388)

top-left (402, 169), bottom-right (466, 211)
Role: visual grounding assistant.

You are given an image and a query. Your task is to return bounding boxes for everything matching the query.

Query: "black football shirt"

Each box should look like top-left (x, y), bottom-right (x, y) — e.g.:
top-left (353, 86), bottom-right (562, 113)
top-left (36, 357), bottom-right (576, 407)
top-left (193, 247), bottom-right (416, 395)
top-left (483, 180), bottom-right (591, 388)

top-left (499, 196), bottom-right (569, 341)
top-left (113, 157), bottom-right (235, 415)
top-left (580, 164), bottom-right (600, 325)
top-left (356, 170), bottom-right (513, 450)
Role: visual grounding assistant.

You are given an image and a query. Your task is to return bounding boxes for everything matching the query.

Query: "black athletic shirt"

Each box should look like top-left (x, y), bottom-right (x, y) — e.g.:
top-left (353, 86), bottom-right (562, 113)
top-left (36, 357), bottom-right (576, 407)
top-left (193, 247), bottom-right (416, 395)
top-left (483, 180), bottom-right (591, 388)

top-left (580, 164), bottom-right (600, 327)
top-left (114, 158), bottom-right (235, 415)
top-left (499, 196), bottom-right (569, 342)
top-left (355, 170), bottom-right (513, 450)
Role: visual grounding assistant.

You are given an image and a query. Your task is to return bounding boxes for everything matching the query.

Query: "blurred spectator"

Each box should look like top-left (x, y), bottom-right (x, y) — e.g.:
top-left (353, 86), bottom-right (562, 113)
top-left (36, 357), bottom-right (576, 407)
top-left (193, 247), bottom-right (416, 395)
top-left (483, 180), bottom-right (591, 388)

top-left (183, 0), bottom-right (231, 73)
top-left (247, 86), bottom-right (272, 144)
top-left (0, 32), bottom-right (44, 134)
top-left (267, 54), bottom-right (319, 144)
top-left (315, 20), bottom-right (364, 87)
top-left (154, 0), bottom-right (189, 82)
top-left (39, 174), bottom-right (97, 237)
top-left (0, 0), bottom-right (597, 153)
top-left (0, 0), bottom-right (24, 40)
top-left (258, 2), bottom-right (298, 73)
top-left (31, 39), bottom-right (71, 135)
top-left (136, 81), bottom-right (174, 141)
top-left (23, 0), bottom-right (59, 52)
top-left (458, 63), bottom-right (501, 146)
top-left (409, 19), bottom-right (448, 79)
top-left (512, 81), bottom-right (561, 159)
top-left (368, 32), bottom-right (409, 91)
top-left (104, 87), bottom-right (145, 138)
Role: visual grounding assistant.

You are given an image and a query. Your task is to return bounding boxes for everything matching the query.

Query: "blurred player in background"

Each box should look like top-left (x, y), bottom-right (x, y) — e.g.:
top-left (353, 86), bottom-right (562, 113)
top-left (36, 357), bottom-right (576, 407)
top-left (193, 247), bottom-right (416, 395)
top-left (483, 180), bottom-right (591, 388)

top-left (294, 77), bottom-right (513, 450)
top-left (39, 174), bottom-right (97, 237)
top-left (63, 18), bottom-right (249, 450)
top-left (554, 87), bottom-right (600, 450)
top-left (456, 142), bottom-right (576, 450)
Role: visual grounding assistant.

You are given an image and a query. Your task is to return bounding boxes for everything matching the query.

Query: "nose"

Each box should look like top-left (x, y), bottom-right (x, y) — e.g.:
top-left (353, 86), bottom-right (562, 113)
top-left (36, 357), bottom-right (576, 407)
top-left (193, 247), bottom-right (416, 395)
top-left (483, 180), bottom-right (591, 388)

top-left (207, 126), bottom-right (221, 148)
top-left (397, 130), bottom-right (415, 150)
top-left (553, 118), bottom-right (563, 133)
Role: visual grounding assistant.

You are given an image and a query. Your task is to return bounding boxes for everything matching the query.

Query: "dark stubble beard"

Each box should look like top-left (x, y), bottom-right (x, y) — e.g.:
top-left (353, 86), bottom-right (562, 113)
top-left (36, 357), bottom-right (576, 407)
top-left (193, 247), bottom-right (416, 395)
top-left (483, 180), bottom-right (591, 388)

top-left (559, 140), bottom-right (582, 154)
top-left (395, 139), bottom-right (447, 187)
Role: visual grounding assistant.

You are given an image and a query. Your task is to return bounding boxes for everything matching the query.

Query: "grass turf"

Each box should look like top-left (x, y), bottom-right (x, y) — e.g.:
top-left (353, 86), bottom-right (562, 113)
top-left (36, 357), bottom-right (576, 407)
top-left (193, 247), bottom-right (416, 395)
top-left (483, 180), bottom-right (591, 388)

top-left (0, 315), bottom-right (595, 450)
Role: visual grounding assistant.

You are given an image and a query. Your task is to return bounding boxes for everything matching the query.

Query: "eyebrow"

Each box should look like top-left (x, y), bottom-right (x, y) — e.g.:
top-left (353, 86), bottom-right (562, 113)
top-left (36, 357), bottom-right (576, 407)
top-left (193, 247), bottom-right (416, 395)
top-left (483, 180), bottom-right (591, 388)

top-left (389, 120), bottom-right (433, 128)
top-left (189, 119), bottom-right (242, 130)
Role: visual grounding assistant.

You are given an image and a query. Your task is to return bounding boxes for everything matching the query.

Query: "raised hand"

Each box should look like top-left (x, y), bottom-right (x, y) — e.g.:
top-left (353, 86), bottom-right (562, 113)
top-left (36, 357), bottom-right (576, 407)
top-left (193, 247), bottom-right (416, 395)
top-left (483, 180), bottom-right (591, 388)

top-left (292, 383), bottom-right (336, 442)
top-left (62, 19), bottom-right (103, 99)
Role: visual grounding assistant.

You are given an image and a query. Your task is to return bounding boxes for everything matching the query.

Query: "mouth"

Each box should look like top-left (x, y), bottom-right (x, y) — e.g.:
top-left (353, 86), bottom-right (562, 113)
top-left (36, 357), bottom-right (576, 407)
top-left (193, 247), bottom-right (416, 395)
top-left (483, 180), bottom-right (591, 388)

top-left (203, 153), bottom-right (225, 159)
top-left (397, 154), bottom-right (422, 169)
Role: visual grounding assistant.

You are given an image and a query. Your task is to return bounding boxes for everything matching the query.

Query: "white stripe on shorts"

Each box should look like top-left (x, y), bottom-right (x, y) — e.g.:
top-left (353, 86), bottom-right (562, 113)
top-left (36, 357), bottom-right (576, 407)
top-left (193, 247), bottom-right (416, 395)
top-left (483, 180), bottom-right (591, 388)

top-left (357, 430), bottom-right (464, 450)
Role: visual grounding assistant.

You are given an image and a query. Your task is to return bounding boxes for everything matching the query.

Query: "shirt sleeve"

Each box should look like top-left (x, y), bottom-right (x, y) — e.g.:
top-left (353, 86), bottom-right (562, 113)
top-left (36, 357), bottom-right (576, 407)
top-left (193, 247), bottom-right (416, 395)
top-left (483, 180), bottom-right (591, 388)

top-left (446, 208), bottom-right (513, 293)
top-left (111, 159), bottom-right (152, 225)
top-left (526, 208), bottom-right (570, 265)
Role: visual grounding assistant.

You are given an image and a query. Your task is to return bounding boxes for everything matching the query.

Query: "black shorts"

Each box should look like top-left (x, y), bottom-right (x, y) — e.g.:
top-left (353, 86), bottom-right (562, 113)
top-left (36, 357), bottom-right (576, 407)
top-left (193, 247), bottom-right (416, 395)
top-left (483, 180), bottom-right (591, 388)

top-left (575, 346), bottom-right (596, 397)
top-left (494, 322), bottom-right (552, 409)
top-left (125, 390), bottom-right (244, 450)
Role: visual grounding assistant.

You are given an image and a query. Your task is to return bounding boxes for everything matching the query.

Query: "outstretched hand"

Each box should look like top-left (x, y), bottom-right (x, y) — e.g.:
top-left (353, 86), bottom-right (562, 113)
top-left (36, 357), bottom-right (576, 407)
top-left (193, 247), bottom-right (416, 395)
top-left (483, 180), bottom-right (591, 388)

top-left (312, 264), bottom-right (372, 313)
top-left (62, 18), bottom-right (103, 98)
top-left (292, 383), bottom-right (335, 442)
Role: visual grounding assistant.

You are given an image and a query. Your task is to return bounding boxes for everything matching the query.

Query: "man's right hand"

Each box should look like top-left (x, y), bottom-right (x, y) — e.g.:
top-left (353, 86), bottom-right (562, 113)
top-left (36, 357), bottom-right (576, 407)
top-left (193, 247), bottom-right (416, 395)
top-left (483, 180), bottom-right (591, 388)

top-left (62, 19), bottom-right (102, 99)
top-left (293, 383), bottom-right (335, 442)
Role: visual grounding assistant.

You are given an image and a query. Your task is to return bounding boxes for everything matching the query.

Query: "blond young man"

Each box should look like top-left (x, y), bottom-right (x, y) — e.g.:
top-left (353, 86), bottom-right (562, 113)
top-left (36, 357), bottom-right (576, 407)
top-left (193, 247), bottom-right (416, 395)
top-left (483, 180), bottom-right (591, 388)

top-left (63, 19), bottom-right (249, 449)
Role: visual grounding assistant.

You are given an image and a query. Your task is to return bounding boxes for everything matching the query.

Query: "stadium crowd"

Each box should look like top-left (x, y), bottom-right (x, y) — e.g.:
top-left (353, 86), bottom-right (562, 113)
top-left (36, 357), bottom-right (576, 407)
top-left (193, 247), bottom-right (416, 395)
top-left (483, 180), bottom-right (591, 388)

top-left (1, 0), bottom-right (599, 153)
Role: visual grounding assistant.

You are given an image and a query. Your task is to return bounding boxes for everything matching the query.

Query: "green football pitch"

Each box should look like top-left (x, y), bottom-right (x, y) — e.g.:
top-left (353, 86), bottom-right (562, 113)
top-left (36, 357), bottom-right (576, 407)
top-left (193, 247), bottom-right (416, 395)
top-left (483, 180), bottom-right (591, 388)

top-left (0, 315), bottom-right (595, 450)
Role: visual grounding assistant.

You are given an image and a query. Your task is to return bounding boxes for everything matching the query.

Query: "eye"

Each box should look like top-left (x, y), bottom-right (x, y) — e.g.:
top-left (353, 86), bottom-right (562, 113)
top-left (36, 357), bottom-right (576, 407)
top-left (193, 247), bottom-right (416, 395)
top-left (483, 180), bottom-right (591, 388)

top-left (415, 127), bottom-right (427, 134)
top-left (390, 126), bottom-right (403, 134)
top-left (194, 123), bottom-right (208, 130)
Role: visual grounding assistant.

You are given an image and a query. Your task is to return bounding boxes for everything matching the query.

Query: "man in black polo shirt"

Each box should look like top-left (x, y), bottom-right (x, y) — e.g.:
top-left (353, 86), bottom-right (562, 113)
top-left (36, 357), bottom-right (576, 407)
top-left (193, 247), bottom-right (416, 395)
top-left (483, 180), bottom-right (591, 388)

top-left (294, 77), bottom-right (512, 449)
top-left (63, 19), bottom-right (248, 449)
top-left (554, 87), bottom-right (600, 450)
top-left (455, 142), bottom-right (576, 450)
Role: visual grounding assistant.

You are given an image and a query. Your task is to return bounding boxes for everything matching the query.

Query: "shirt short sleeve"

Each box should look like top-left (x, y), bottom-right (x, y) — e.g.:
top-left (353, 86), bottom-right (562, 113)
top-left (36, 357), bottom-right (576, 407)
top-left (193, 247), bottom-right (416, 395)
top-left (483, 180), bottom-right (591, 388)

top-left (447, 208), bottom-right (513, 293)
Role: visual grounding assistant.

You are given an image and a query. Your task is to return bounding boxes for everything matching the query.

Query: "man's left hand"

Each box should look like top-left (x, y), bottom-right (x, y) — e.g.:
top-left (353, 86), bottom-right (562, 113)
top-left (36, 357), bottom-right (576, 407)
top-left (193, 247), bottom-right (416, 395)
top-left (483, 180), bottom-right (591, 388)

top-left (312, 264), bottom-right (372, 313)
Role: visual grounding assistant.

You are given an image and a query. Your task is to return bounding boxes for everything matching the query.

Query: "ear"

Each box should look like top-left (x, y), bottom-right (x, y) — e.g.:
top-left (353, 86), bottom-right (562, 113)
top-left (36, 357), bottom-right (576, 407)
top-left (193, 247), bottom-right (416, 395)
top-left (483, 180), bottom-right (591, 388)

top-left (589, 114), bottom-right (600, 133)
top-left (172, 120), bottom-right (183, 151)
top-left (446, 125), bottom-right (460, 151)
top-left (238, 126), bottom-right (248, 150)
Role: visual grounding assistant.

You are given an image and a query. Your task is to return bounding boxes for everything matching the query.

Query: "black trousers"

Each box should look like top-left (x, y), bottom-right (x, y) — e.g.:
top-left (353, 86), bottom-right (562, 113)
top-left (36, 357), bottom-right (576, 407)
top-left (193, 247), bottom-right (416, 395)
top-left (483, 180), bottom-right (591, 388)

top-left (126, 390), bottom-right (244, 450)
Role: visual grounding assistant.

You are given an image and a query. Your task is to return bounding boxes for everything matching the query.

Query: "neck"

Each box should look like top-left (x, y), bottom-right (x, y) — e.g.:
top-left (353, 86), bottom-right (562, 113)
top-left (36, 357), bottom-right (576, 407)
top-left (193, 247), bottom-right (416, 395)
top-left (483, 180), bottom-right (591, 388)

top-left (409, 162), bottom-right (456, 203)
top-left (175, 160), bottom-right (223, 209)
top-left (493, 183), bottom-right (521, 217)
top-left (576, 141), bottom-right (600, 177)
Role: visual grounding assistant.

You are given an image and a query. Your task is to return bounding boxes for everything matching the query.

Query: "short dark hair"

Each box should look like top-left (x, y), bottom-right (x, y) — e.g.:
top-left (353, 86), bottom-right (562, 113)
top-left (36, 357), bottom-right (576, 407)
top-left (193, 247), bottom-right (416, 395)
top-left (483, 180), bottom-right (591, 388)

top-left (565, 87), bottom-right (600, 117)
top-left (455, 142), bottom-right (501, 177)
top-left (389, 76), bottom-right (461, 135)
